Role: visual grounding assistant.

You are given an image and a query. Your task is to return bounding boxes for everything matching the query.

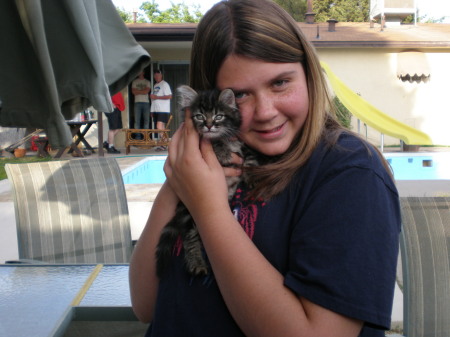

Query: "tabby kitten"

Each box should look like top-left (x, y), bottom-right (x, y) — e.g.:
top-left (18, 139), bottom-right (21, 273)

top-left (155, 85), bottom-right (245, 277)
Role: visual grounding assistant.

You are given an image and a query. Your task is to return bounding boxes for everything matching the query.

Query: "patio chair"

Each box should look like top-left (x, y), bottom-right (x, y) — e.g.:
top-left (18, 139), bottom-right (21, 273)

top-left (399, 197), bottom-right (450, 337)
top-left (5, 158), bottom-right (132, 263)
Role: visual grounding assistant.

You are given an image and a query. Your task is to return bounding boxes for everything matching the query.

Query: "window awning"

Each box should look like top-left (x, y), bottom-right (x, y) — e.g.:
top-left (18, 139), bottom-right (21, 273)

top-left (397, 52), bottom-right (430, 83)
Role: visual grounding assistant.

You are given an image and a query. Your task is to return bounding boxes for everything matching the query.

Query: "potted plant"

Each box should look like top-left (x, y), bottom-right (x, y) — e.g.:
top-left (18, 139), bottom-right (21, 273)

top-left (14, 146), bottom-right (27, 158)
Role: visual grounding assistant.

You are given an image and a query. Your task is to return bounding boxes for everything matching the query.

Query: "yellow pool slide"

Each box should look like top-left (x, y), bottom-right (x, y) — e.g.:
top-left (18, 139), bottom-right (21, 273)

top-left (321, 62), bottom-right (432, 145)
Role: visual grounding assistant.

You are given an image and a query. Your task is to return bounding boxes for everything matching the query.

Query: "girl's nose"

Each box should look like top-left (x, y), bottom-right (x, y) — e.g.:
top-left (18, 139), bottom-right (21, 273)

top-left (253, 94), bottom-right (276, 121)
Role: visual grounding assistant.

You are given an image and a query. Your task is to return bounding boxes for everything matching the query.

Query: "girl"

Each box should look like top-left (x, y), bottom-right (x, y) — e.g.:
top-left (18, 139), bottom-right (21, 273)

top-left (129, 1), bottom-right (401, 336)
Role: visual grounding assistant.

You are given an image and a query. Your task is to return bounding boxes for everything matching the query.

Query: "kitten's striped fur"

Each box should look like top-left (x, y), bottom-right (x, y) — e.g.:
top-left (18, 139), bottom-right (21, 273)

top-left (155, 85), bottom-right (248, 277)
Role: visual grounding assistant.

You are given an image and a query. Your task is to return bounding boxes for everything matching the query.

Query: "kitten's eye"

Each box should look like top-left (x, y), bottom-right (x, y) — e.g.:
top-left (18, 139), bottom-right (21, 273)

top-left (194, 114), bottom-right (204, 121)
top-left (214, 114), bottom-right (224, 121)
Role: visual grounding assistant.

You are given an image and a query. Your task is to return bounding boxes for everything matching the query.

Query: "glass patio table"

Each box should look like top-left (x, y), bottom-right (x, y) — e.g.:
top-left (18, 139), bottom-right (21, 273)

top-left (0, 264), bottom-right (133, 337)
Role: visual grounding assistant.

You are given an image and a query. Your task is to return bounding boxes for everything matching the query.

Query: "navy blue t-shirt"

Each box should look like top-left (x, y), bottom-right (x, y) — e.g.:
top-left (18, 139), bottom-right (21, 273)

top-left (147, 133), bottom-right (401, 337)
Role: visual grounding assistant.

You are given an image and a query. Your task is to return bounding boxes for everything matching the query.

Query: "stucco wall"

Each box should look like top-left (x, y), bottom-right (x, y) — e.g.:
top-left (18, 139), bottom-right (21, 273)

top-left (108, 43), bottom-right (450, 150)
top-left (318, 48), bottom-right (450, 147)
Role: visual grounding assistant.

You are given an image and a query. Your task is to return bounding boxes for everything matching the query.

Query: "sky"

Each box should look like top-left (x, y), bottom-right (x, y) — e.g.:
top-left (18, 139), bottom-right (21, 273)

top-left (111, 0), bottom-right (450, 22)
top-left (418, 0), bottom-right (450, 22)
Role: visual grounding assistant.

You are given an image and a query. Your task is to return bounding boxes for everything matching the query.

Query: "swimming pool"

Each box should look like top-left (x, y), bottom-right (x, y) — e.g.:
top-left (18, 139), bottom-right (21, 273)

top-left (121, 152), bottom-right (450, 184)
top-left (122, 156), bottom-right (166, 184)
top-left (384, 152), bottom-right (450, 180)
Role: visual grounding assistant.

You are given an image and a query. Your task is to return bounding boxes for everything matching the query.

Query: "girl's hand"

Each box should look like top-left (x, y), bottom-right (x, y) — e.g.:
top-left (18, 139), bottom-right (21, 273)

top-left (224, 152), bottom-right (244, 177)
top-left (164, 108), bottom-right (229, 214)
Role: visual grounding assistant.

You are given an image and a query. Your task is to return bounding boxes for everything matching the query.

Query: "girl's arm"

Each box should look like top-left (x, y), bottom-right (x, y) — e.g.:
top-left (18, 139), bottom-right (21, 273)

top-left (128, 181), bottom-right (179, 322)
top-left (164, 111), bottom-right (363, 337)
top-left (128, 119), bottom-right (241, 323)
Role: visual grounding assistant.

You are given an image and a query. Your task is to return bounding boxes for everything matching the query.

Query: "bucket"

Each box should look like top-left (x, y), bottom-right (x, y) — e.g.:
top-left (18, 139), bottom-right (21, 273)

top-left (14, 148), bottom-right (27, 158)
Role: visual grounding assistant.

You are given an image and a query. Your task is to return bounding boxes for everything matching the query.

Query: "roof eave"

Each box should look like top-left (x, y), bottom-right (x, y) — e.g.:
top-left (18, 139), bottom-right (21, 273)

top-left (128, 25), bottom-right (196, 42)
top-left (312, 41), bottom-right (450, 48)
top-left (126, 24), bottom-right (450, 48)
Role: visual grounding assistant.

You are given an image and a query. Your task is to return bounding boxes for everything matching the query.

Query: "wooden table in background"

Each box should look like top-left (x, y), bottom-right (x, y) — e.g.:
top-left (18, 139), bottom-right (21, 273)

top-left (54, 120), bottom-right (97, 158)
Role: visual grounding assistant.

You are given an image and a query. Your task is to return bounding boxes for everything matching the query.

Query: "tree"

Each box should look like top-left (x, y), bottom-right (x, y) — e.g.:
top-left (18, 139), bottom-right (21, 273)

top-left (115, 7), bottom-right (132, 22)
top-left (140, 1), bottom-right (203, 23)
top-left (274, 0), bottom-right (369, 23)
top-left (273, 0), bottom-right (308, 22)
top-left (333, 96), bottom-right (352, 129)
top-left (115, 1), bottom-right (203, 23)
top-left (314, 0), bottom-right (369, 22)
top-left (418, 15), bottom-right (447, 23)
top-left (115, 6), bottom-right (148, 23)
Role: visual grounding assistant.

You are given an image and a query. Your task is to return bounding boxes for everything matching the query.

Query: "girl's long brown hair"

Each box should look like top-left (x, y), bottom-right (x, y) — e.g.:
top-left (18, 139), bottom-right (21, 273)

top-left (190, 0), bottom-right (389, 199)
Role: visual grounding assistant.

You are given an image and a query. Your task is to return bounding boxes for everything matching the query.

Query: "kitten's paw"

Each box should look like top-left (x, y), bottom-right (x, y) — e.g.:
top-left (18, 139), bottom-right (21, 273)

top-left (185, 257), bottom-right (209, 276)
top-left (188, 264), bottom-right (209, 276)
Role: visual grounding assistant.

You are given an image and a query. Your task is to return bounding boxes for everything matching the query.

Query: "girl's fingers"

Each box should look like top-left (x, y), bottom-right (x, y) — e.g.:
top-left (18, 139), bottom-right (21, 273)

top-left (230, 152), bottom-right (244, 166)
top-left (167, 122), bottom-right (184, 169)
top-left (163, 154), bottom-right (173, 179)
top-left (183, 107), bottom-right (192, 126)
top-left (181, 108), bottom-right (201, 157)
top-left (199, 138), bottom-right (220, 168)
top-left (223, 166), bottom-right (242, 177)
top-left (200, 139), bottom-right (242, 177)
top-left (166, 107), bottom-right (202, 181)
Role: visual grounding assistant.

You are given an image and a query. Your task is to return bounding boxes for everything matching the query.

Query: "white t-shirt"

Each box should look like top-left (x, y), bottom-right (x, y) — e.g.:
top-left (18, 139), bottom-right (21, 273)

top-left (151, 80), bottom-right (172, 113)
top-left (132, 78), bottom-right (150, 103)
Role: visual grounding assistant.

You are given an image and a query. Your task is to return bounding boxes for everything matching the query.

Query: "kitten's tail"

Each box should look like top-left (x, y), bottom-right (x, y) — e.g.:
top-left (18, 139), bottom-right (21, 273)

top-left (155, 202), bottom-right (192, 278)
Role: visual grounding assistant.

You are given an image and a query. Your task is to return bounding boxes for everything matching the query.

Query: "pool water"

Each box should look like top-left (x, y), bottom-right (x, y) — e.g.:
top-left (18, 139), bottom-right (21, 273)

top-left (121, 153), bottom-right (450, 184)
top-left (122, 157), bottom-right (166, 184)
top-left (384, 152), bottom-right (450, 180)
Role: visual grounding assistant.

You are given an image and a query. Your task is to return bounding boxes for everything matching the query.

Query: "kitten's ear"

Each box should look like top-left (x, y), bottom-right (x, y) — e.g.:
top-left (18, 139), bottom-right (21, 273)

top-left (219, 89), bottom-right (237, 109)
top-left (177, 85), bottom-right (198, 109)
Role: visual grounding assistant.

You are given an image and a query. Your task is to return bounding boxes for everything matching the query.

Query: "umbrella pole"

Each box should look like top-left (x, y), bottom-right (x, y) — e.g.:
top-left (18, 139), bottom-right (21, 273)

top-left (98, 111), bottom-right (104, 157)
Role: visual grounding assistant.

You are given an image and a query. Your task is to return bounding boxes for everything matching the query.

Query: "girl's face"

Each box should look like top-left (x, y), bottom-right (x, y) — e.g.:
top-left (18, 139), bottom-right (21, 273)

top-left (217, 55), bottom-right (309, 156)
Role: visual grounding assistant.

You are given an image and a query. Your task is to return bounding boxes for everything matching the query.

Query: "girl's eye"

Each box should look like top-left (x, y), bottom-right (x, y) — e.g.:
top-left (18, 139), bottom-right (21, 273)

top-left (273, 79), bottom-right (288, 88)
top-left (234, 92), bottom-right (246, 99)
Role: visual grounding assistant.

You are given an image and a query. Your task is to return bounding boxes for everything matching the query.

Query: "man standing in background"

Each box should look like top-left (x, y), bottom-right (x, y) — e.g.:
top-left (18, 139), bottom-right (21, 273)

top-left (150, 69), bottom-right (172, 151)
top-left (103, 91), bottom-right (125, 154)
top-left (132, 72), bottom-right (151, 138)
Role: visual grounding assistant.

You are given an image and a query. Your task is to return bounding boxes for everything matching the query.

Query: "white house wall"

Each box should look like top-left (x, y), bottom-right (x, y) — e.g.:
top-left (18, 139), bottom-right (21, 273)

top-left (318, 48), bottom-right (450, 147)
top-left (126, 40), bottom-right (450, 149)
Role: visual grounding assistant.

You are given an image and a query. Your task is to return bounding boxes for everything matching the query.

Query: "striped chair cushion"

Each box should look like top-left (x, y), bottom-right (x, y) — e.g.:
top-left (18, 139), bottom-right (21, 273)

top-left (6, 158), bottom-right (132, 263)
top-left (399, 197), bottom-right (450, 337)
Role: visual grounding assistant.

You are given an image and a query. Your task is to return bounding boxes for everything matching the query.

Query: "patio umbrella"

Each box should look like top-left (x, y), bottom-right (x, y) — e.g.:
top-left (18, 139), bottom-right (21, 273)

top-left (0, 0), bottom-right (150, 148)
